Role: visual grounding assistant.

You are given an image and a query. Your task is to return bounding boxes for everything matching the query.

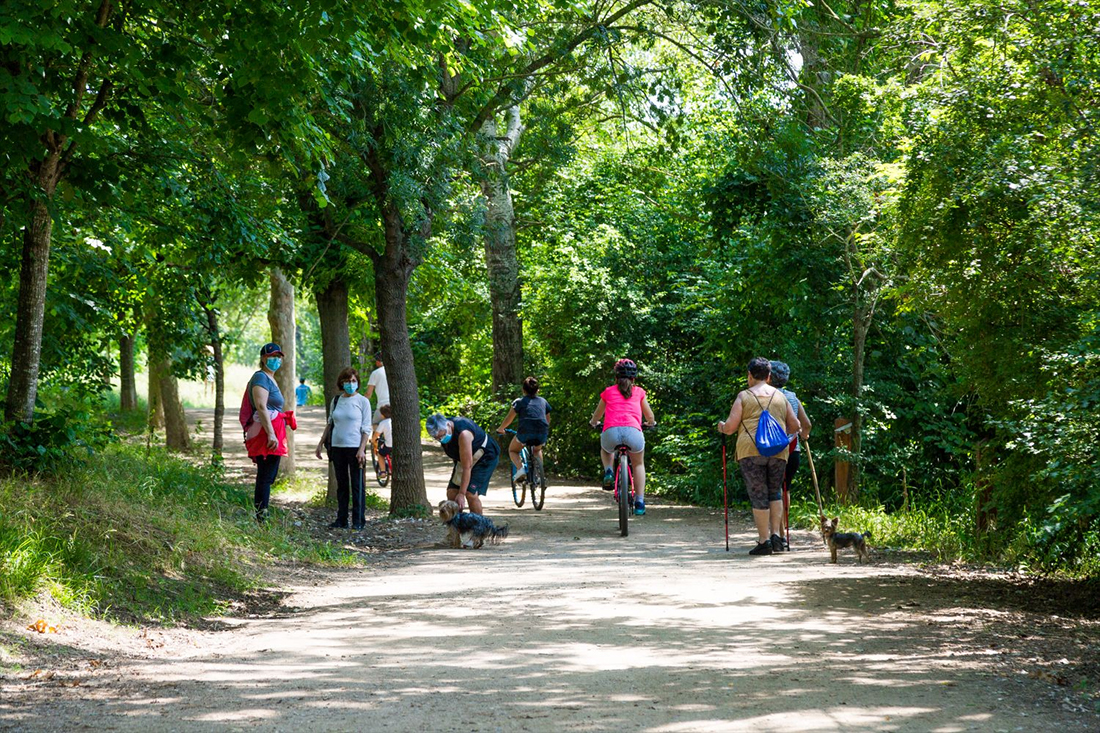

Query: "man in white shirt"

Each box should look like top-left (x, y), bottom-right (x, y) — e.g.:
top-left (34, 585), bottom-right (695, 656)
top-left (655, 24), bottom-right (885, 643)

top-left (365, 354), bottom-right (389, 451)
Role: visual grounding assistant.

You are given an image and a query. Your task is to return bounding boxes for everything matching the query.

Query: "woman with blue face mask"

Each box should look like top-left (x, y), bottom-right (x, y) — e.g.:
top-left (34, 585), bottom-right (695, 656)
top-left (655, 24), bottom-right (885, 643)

top-left (425, 413), bottom-right (500, 516)
top-left (315, 366), bottom-right (373, 529)
top-left (245, 342), bottom-right (297, 523)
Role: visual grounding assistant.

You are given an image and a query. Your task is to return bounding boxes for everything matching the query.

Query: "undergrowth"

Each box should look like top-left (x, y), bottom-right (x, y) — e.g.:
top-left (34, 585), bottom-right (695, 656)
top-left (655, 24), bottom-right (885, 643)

top-left (0, 443), bottom-right (357, 623)
top-left (789, 498), bottom-right (1100, 576)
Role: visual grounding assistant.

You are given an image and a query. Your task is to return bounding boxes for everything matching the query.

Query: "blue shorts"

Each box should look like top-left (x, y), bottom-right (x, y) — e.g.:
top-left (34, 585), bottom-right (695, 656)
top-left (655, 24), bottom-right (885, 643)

top-left (448, 440), bottom-right (500, 496)
top-left (516, 431), bottom-right (547, 447)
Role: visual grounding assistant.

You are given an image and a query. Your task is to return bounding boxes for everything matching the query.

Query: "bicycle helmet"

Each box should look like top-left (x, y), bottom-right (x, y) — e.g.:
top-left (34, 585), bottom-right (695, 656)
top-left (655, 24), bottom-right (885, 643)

top-left (614, 358), bottom-right (638, 378)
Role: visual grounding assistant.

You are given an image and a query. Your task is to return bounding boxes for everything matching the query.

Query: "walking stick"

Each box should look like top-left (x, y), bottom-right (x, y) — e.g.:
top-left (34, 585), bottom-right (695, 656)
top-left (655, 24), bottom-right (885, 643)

top-left (722, 433), bottom-right (729, 552)
top-left (804, 441), bottom-right (826, 542)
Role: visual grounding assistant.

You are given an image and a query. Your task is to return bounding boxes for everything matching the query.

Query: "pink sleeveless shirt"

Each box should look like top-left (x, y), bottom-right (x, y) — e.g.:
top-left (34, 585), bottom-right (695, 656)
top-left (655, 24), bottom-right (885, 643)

top-left (601, 385), bottom-right (646, 430)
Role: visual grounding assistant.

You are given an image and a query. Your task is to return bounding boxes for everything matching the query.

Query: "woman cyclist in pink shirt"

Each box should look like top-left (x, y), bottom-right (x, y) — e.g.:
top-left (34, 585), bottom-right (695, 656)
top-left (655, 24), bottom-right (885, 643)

top-left (589, 358), bottom-right (656, 515)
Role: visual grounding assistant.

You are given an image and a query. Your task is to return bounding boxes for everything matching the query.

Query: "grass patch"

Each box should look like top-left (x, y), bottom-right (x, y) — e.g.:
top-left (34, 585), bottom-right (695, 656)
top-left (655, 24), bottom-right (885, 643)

top-left (0, 443), bottom-right (357, 623)
top-left (791, 499), bottom-right (974, 560)
top-left (277, 471), bottom-right (389, 512)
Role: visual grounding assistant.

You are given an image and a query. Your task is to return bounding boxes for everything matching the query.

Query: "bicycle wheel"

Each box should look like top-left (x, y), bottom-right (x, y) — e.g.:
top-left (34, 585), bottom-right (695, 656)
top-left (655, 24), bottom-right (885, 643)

top-left (530, 453), bottom-right (546, 511)
top-left (370, 441), bottom-right (384, 486)
top-left (377, 451), bottom-right (391, 488)
top-left (618, 453), bottom-right (630, 537)
top-left (511, 448), bottom-right (527, 507)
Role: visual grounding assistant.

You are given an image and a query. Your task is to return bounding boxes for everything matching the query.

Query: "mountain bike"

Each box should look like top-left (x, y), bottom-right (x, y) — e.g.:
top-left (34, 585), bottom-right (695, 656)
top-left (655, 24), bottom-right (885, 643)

top-left (597, 423), bottom-right (655, 537)
top-left (504, 429), bottom-right (547, 510)
top-left (370, 437), bottom-right (391, 488)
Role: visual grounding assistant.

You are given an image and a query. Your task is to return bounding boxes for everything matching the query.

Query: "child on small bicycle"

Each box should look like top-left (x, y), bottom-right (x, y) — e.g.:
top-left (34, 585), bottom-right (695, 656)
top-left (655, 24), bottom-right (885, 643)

top-left (377, 404), bottom-right (393, 476)
top-left (496, 376), bottom-right (551, 482)
top-left (589, 358), bottom-right (656, 515)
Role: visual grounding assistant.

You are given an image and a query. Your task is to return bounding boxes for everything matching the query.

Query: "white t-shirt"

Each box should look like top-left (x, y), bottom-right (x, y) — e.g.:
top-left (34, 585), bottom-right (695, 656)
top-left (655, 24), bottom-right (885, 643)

top-left (328, 393), bottom-right (372, 448)
top-left (378, 418), bottom-right (393, 447)
top-left (367, 366), bottom-right (389, 407)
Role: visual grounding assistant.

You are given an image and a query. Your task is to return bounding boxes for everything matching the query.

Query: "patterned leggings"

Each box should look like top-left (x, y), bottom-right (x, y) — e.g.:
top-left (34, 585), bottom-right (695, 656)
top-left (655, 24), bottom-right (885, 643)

top-left (739, 456), bottom-right (786, 510)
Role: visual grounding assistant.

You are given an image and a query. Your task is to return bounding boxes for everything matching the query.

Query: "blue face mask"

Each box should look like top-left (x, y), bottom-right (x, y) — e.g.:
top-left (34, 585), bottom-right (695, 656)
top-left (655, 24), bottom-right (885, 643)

top-left (266, 357), bottom-right (282, 372)
top-left (343, 382), bottom-right (358, 395)
top-left (439, 431), bottom-right (452, 445)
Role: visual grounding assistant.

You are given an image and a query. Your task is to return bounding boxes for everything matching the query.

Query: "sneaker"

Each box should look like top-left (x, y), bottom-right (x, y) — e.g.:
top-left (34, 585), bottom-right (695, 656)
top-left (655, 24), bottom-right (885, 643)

top-left (749, 541), bottom-right (773, 556)
top-left (328, 520), bottom-right (348, 529)
top-left (513, 467), bottom-right (527, 483)
top-left (770, 534), bottom-right (786, 552)
top-left (602, 468), bottom-right (614, 490)
top-left (634, 500), bottom-right (646, 516)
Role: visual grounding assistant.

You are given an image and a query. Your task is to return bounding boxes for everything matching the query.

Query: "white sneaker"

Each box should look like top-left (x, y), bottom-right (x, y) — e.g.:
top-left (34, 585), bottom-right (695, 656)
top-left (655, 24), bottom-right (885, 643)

top-left (513, 468), bottom-right (527, 483)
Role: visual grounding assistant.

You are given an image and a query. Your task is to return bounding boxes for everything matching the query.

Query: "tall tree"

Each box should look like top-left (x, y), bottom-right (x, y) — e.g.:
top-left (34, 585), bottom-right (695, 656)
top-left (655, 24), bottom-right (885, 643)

top-left (268, 268), bottom-right (297, 476)
top-left (315, 275), bottom-right (352, 502)
top-left (479, 107), bottom-right (526, 395)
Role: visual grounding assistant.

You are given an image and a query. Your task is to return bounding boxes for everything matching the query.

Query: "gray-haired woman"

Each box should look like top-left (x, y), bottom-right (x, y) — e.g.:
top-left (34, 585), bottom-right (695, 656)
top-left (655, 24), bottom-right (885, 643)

top-left (426, 413), bottom-right (500, 515)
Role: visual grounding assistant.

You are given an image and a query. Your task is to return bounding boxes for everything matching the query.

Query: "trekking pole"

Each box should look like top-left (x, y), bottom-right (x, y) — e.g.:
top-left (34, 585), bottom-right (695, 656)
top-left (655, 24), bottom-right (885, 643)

top-left (804, 441), bottom-right (826, 543)
top-left (784, 436), bottom-right (796, 551)
top-left (722, 433), bottom-right (729, 552)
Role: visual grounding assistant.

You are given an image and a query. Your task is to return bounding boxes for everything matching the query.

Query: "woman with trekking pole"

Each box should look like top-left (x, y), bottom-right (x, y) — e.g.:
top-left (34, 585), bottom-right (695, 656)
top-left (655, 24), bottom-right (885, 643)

top-left (717, 357), bottom-right (801, 556)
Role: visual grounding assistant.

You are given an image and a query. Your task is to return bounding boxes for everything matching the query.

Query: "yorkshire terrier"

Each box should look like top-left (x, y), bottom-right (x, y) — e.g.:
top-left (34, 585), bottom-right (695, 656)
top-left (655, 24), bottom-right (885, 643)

top-left (823, 517), bottom-right (871, 563)
top-left (437, 500), bottom-right (509, 549)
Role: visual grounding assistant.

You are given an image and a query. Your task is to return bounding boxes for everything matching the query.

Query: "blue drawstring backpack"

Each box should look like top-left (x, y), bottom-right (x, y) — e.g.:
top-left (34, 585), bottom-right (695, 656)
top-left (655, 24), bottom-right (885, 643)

top-left (747, 392), bottom-right (789, 457)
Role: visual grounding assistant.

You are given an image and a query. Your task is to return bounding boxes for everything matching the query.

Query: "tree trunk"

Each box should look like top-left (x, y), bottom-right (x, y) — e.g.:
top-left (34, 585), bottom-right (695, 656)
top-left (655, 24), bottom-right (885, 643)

top-left (357, 321), bottom-right (374, 375)
top-left (153, 356), bottom-right (190, 451)
top-left (5, 163), bottom-right (60, 422)
top-left (201, 304), bottom-right (225, 460)
top-left (848, 302), bottom-right (872, 503)
top-left (479, 108), bottom-right (525, 396)
top-left (375, 239), bottom-right (428, 513)
top-left (268, 268), bottom-right (296, 476)
top-left (119, 333), bottom-right (138, 412)
top-left (316, 277), bottom-right (351, 502)
top-left (147, 354), bottom-right (165, 430)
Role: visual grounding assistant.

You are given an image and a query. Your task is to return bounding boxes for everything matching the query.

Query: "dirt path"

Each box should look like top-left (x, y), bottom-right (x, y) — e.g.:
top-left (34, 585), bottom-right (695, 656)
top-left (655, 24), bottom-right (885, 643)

top-left (3, 409), bottom-right (1099, 731)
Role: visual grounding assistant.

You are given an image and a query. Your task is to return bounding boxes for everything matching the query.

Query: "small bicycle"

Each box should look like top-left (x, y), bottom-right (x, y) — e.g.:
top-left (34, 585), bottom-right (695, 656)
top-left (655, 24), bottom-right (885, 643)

top-left (370, 436), bottom-right (391, 488)
top-left (596, 423), bottom-right (655, 537)
top-left (504, 429), bottom-right (547, 510)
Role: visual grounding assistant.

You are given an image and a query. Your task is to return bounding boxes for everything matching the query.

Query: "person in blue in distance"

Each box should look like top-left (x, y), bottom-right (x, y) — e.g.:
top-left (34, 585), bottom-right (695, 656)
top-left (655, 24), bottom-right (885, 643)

top-left (295, 378), bottom-right (312, 407)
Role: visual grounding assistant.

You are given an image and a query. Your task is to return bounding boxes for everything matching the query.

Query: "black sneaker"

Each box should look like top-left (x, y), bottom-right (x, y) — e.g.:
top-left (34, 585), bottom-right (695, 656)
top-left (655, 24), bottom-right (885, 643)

top-left (770, 534), bottom-right (786, 553)
top-left (749, 541), bottom-right (773, 556)
top-left (352, 522), bottom-right (365, 530)
top-left (328, 520), bottom-right (348, 529)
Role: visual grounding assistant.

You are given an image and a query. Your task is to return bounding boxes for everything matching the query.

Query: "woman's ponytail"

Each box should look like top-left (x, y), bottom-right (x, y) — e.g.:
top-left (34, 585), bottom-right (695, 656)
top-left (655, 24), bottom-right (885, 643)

top-left (617, 376), bottom-right (634, 399)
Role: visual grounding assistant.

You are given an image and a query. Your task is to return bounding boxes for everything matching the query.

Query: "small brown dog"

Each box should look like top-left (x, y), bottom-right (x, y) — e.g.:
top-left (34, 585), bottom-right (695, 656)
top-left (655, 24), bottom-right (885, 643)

top-left (823, 517), bottom-right (871, 563)
top-left (437, 500), bottom-right (509, 549)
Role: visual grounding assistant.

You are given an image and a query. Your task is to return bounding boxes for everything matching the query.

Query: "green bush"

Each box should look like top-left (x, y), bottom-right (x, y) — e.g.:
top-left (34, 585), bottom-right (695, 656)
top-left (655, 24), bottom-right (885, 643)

top-left (0, 409), bottom-right (115, 474)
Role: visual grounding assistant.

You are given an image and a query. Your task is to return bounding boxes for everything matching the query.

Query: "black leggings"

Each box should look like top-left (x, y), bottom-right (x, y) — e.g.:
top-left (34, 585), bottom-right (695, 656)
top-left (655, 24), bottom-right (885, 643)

top-left (331, 446), bottom-right (366, 526)
top-left (785, 450), bottom-right (801, 489)
top-left (254, 455), bottom-right (281, 517)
